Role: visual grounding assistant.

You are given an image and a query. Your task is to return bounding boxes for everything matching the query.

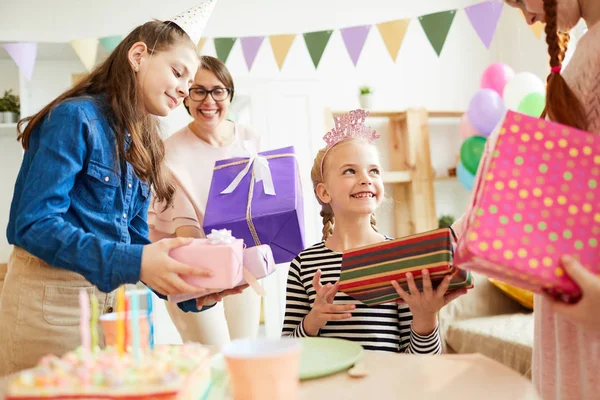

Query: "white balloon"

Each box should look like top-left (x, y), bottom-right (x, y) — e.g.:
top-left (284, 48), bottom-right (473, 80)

top-left (503, 72), bottom-right (546, 111)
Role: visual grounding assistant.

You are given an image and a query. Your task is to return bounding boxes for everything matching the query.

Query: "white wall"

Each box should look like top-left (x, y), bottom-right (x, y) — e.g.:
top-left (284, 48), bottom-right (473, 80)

top-left (0, 4), bottom-right (558, 260)
top-left (0, 0), bottom-right (573, 343)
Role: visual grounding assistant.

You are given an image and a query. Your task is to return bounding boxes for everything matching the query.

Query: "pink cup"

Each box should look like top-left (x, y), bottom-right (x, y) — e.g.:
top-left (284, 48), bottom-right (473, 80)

top-left (99, 312), bottom-right (149, 349)
top-left (221, 338), bottom-right (302, 400)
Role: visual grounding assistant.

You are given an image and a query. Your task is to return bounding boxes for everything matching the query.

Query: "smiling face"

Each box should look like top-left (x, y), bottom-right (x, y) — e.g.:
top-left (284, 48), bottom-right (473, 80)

top-left (184, 66), bottom-right (233, 131)
top-left (316, 140), bottom-right (384, 219)
top-left (133, 40), bottom-right (199, 117)
top-left (505, 0), bottom-right (582, 32)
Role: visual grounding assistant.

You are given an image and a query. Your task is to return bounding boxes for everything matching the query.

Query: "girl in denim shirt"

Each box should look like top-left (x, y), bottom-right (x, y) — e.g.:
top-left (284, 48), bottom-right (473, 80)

top-left (0, 17), bottom-right (243, 375)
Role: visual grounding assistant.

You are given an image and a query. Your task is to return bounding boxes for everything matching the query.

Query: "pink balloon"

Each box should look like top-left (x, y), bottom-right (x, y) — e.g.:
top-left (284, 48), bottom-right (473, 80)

top-left (480, 63), bottom-right (515, 96)
top-left (459, 113), bottom-right (479, 140)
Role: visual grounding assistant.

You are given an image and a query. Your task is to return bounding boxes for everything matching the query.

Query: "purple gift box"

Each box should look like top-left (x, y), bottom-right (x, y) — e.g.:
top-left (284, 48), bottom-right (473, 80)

top-left (203, 146), bottom-right (305, 264)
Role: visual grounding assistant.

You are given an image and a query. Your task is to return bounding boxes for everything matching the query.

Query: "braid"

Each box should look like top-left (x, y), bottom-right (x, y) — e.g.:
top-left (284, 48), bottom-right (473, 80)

top-left (541, 0), bottom-right (587, 130)
top-left (558, 32), bottom-right (570, 64)
top-left (370, 214), bottom-right (378, 233)
top-left (321, 208), bottom-right (335, 241)
top-left (543, 0), bottom-right (562, 78)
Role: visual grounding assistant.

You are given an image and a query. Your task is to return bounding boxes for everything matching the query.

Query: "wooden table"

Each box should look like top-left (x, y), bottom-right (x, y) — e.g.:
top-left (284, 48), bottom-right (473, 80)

top-left (297, 352), bottom-right (539, 399)
top-left (0, 352), bottom-right (539, 400)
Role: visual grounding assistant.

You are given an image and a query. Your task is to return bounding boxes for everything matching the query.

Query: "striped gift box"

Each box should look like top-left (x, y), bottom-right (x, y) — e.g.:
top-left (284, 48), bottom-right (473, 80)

top-left (339, 228), bottom-right (472, 306)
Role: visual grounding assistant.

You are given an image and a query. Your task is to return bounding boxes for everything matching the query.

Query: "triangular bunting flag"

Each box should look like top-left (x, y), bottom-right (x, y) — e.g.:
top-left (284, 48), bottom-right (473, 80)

top-left (241, 36), bottom-right (265, 71)
top-left (214, 37), bottom-right (237, 63)
top-left (340, 25), bottom-right (371, 66)
top-left (519, 10), bottom-right (544, 39)
top-left (377, 19), bottom-right (410, 62)
top-left (2, 42), bottom-right (37, 80)
top-left (465, 0), bottom-right (504, 48)
top-left (530, 22), bottom-right (545, 39)
top-left (70, 38), bottom-right (99, 72)
top-left (198, 38), bottom-right (207, 53)
top-left (269, 34), bottom-right (296, 71)
top-left (418, 10), bottom-right (457, 56)
top-left (99, 36), bottom-right (122, 53)
top-left (303, 30), bottom-right (333, 69)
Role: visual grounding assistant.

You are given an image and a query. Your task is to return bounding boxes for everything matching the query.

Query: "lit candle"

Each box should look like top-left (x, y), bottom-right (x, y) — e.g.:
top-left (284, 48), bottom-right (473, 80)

top-left (116, 286), bottom-right (125, 355)
top-left (78, 289), bottom-right (91, 364)
top-left (146, 289), bottom-right (154, 350)
top-left (124, 295), bottom-right (130, 352)
top-left (90, 294), bottom-right (99, 352)
top-left (130, 293), bottom-right (141, 362)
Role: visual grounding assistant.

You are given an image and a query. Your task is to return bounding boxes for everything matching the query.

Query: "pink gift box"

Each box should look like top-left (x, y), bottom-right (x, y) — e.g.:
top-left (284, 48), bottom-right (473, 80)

top-left (168, 237), bottom-right (245, 290)
top-left (168, 244), bottom-right (276, 304)
top-left (455, 111), bottom-right (600, 303)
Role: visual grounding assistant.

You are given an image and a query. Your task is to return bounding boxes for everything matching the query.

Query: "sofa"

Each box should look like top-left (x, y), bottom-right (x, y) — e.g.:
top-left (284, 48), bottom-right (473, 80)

top-left (438, 272), bottom-right (534, 378)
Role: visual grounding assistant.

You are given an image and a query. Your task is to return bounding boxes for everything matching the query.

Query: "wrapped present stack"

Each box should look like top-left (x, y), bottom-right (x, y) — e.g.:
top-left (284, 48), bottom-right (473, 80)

top-left (454, 110), bottom-right (600, 303)
top-left (339, 228), bottom-right (474, 306)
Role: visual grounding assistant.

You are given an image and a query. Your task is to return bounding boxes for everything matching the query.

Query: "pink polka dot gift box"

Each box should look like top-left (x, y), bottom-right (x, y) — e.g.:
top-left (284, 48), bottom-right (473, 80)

top-left (455, 110), bottom-right (600, 303)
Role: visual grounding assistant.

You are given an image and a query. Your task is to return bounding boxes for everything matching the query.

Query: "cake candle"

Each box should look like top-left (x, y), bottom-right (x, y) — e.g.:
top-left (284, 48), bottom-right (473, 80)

top-left (130, 293), bottom-right (141, 362)
top-left (90, 294), bottom-right (99, 352)
top-left (146, 289), bottom-right (154, 350)
top-left (116, 286), bottom-right (125, 355)
top-left (78, 289), bottom-right (91, 363)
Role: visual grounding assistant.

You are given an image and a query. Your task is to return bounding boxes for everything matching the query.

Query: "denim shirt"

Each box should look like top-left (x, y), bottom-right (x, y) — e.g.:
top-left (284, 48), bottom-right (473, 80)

top-left (7, 95), bottom-right (203, 313)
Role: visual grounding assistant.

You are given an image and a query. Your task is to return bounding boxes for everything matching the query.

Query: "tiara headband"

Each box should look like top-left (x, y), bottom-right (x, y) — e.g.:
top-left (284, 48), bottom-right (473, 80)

top-left (320, 109), bottom-right (380, 176)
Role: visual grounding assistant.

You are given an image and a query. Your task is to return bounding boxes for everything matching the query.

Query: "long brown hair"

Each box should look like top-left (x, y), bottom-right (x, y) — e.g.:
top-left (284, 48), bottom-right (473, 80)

top-left (541, 0), bottom-right (587, 130)
top-left (311, 140), bottom-right (378, 241)
top-left (16, 21), bottom-right (195, 206)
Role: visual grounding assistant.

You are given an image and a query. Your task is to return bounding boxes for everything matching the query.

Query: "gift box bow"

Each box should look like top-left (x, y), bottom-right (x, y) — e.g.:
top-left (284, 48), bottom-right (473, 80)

top-left (212, 142), bottom-right (300, 248)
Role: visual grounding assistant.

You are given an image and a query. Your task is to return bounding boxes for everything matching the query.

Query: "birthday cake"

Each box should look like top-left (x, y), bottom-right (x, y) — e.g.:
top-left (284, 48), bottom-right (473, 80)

top-left (5, 343), bottom-right (212, 399)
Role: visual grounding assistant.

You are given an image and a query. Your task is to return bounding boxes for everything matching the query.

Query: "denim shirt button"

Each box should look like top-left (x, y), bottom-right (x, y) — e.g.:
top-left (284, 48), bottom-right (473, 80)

top-left (122, 213), bottom-right (127, 219)
top-left (104, 176), bottom-right (110, 182)
top-left (128, 183), bottom-right (132, 188)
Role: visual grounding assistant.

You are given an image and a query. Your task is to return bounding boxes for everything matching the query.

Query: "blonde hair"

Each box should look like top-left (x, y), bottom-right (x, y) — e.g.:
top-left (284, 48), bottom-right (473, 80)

top-left (311, 139), bottom-right (379, 241)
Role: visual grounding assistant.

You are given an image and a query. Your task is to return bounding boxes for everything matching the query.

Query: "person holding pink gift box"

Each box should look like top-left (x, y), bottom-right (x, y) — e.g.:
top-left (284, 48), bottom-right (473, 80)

top-left (0, 4), bottom-right (222, 376)
top-left (282, 110), bottom-right (465, 353)
top-left (453, 1), bottom-right (600, 398)
top-left (148, 56), bottom-right (262, 345)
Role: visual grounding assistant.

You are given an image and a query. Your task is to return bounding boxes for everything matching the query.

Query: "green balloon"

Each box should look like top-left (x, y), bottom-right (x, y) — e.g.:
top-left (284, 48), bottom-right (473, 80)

top-left (517, 92), bottom-right (545, 117)
top-left (460, 136), bottom-right (487, 175)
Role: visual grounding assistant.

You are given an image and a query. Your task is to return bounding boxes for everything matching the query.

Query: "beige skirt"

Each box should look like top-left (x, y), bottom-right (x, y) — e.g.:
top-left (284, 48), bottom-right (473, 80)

top-left (0, 247), bottom-right (115, 376)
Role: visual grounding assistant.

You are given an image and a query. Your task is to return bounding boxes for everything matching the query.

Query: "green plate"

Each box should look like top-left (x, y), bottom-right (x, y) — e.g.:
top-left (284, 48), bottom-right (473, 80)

top-left (298, 337), bottom-right (363, 380)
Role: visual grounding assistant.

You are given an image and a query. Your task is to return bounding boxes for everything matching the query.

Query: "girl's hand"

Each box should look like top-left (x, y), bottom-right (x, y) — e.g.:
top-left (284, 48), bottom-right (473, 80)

top-left (392, 269), bottom-right (466, 336)
top-left (303, 270), bottom-right (355, 336)
top-left (140, 237), bottom-right (214, 296)
top-left (545, 255), bottom-right (600, 332)
top-left (195, 285), bottom-right (250, 309)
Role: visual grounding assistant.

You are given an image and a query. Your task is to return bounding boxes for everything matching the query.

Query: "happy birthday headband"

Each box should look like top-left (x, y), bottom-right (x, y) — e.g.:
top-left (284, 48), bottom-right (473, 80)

top-left (320, 109), bottom-right (380, 176)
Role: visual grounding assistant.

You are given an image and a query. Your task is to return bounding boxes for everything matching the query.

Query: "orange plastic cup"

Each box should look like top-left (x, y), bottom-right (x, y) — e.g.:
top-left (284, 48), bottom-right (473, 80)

top-left (99, 312), bottom-right (149, 349)
top-left (221, 338), bottom-right (302, 400)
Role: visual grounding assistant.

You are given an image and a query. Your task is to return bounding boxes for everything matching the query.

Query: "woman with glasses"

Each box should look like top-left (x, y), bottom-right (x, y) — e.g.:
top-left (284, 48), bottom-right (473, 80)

top-left (148, 56), bottom-right (262, 345)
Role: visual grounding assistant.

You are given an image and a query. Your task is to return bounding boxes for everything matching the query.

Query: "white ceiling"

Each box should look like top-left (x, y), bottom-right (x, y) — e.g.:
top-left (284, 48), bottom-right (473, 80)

top-left (0, 0), bottom-right (483, 42)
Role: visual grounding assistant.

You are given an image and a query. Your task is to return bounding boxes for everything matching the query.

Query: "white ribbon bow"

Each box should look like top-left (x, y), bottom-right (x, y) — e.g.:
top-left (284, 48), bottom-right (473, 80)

top-left (220, 141), bottom-right (276, 196)
top-left (206, 229), bottom-right (236, 245)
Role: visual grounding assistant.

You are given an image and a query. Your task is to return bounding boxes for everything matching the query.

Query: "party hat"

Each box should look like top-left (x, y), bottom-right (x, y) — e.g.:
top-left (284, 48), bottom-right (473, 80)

top-left (169, 1), bottom-right (217, 46)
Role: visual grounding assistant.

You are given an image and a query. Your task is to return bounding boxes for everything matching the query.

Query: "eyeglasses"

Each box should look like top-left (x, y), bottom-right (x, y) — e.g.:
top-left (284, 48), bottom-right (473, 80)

top-left (188, 87), bottom-right (232, 102)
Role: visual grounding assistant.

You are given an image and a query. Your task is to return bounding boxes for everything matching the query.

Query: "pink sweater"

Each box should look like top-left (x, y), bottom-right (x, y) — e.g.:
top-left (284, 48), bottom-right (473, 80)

top-left (532, 22), bottom-right (600, 400)
top-left (148, 123), bottom-right (260, 241)
top-left (454, 22), bottom-right (600, 400)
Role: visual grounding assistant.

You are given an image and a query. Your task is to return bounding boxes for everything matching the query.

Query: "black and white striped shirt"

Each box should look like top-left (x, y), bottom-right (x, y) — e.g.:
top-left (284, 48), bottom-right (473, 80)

top-left (282, 242), bottom-right (442, 354)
